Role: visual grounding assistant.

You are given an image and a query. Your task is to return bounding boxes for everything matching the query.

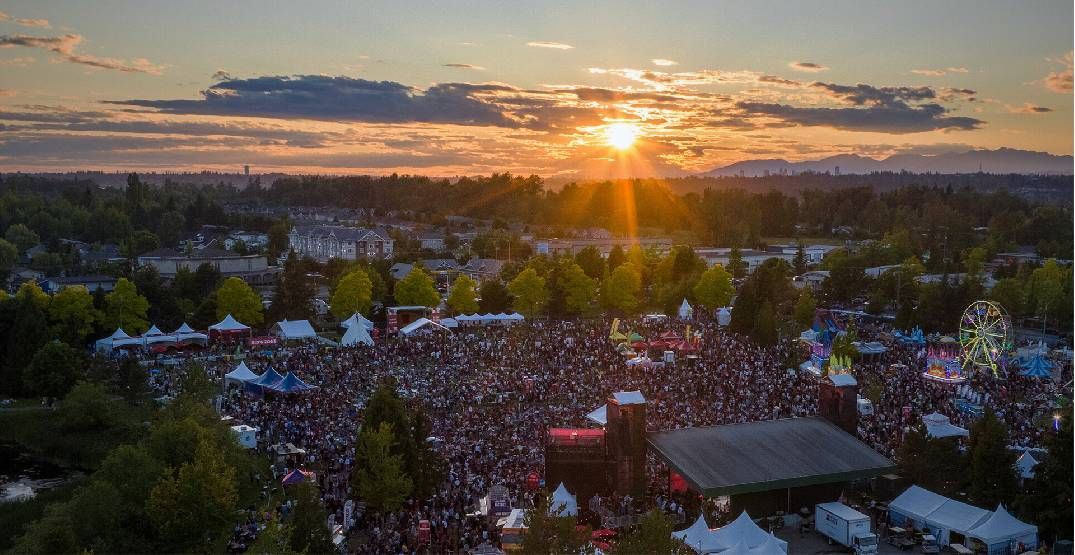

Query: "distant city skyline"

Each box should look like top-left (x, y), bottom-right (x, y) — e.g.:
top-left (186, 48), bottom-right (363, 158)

top-left (0, 0), bottom-right (1072, 176)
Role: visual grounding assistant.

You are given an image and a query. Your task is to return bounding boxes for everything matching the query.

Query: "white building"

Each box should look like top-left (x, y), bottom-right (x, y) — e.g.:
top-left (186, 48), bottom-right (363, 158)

top-left (288, 225), bottom-right (393, 261)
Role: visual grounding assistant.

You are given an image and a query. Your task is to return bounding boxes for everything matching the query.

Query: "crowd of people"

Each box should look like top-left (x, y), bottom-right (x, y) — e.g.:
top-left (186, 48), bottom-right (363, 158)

top-left (143, 315), bottom-right (1067, 553)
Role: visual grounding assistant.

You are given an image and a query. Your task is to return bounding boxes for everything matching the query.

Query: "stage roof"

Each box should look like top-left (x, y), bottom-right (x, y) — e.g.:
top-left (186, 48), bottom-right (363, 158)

top-left (647, 416), bottom-right (894, 497)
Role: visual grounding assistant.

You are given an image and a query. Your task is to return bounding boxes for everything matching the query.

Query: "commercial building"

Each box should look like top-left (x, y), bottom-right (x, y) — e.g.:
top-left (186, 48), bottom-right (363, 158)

top-left (137, 248), bottom-right (278, 284)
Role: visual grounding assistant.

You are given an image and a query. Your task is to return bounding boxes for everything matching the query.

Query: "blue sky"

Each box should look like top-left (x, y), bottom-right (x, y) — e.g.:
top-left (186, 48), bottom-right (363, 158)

top-left (1, 0), bottom-right (1071, 175)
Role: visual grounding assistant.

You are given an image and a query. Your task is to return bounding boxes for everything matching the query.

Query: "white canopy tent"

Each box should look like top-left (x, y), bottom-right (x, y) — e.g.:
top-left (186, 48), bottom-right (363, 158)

top-left (1015, 452), bottom-right (1038, 480)
top-left (340, 312), bottom-right (374, 331)
top-left (399, 317), bottom-right (452, 336)
top-left (454, 313), bottom-right (525, 325)
top-left (923, 412), bottom-right (969, 439)
top-left (889, 486), bottom-right (991, 545)
top-left (965, 505), bottom-right (1037, 554)
top-left (273, 319), bottom-right (318, 340)
top-left (672, 511), bottom-right (787, 554)
top-left (209, 314), bottom-right (250, 333)
top-left (548, 483), bottom-right (578, 517)
top-left (225, 361), bottom-right (259, 384)
top-left (585, 404), bottom-right (608, 426)
top-left (95, 328), bottom-right (130, 353)
top-left (717, 307), bottom-right (732, 326)
top-left (340, 322), bottom-right (374, 347)
top-left (173, 322), bottom-right (208, 344)
top-left (678, 299), bottom-right (694, 320)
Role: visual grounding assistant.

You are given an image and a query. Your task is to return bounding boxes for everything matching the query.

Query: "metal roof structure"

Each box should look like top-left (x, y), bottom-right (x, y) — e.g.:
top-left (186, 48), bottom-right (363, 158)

top-left (647, 417), bottom-right (894, 497)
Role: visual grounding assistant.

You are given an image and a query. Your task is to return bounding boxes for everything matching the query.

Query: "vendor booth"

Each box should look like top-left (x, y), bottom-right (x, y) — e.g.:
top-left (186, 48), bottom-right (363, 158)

top-left (224, 361), bottom-right (259, 385)
top-left (340, 323), bottom-right (374, 346)
top-left (209, 314), bottom-right (252, 341)
top-left (965, 505), bottom-right (1038, 554)
top-left (340, 312), bottom-right (374, 331)
top-left (272, 319), bottom-right (318, 341)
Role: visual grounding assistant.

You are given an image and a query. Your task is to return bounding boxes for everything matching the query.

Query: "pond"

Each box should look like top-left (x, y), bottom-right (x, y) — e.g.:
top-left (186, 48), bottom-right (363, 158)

top-left (0, 443), bottom-right (80, 503)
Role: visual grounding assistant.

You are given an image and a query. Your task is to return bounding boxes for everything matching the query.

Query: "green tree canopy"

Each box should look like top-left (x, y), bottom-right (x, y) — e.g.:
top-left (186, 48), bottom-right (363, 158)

top-left (331, 268), bottom-right (374, 319)
top-left (602, 262), bottom-right (642, 315)
top-left (5, 223), bottom-right (40, 253)
top-left (104, 278), bottom-right (150, 334)
top-left (693, 264), bottom-right (734, 310)
top-left (147, 441), bottom-right (239, 551)
top-left (967, 408), bottom-right (1019, 508)
top-left (557, 261), bottom-right (597, 316)
top-left (518, 491), bottom-right (590, 555)
top-left (23, 340), bottom-right (82, 398)
top-left (478, 279), bottom-right (512, 313)
top-left (446, 274), bottom-right (480, 315)
top-left (615, 510), bottom-right (693, 554)
top-left (509, 267), bottom-right (549, 317)
top-left (214, 277), bottom-right (264, 325)
top-left (793, 288), bottom-right (817, 329)
top-left (288, 482), bottom-right (335, 554)
top-left (49, 285), bottom-right (100, 345)
top-left (351, 422), bottom-right (413, 513)
top-left (393, 266), bottom-right (440, 308)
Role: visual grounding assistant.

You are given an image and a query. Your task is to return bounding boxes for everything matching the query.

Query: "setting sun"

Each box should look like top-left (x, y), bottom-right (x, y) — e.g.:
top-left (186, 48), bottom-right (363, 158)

top-left (605, 123), bottom-right (640, 150)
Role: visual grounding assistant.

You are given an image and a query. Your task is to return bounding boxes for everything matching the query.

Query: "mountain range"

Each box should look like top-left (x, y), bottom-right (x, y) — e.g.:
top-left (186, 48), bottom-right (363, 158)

top-left (701, 148), bottom-right (1073, 177)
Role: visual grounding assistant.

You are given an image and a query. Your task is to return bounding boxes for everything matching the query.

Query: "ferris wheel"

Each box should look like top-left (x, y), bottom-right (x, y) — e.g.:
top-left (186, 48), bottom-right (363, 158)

top-left (959, 300), bottom-right (1012, 378)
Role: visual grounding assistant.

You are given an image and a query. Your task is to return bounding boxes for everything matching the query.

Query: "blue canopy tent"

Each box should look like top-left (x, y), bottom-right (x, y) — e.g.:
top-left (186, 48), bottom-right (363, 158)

top-left (244, 366), bottom-right (284, 394)
top-left (265, 372), bottom-right (317, 394)
top-left (1019, 354), bottom-right (1053, 379)
top-left (280, 468), bottom-right (315, 485)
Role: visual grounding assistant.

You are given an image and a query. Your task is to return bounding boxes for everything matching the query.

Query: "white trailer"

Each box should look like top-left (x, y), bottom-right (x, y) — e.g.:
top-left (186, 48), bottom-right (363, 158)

top-left (816, 502), bottom-right (878, 555)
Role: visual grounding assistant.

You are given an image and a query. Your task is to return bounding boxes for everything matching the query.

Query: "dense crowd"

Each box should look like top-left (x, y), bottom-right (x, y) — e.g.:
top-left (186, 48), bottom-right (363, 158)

top-left (146, 316), bottom-right (1066, 553)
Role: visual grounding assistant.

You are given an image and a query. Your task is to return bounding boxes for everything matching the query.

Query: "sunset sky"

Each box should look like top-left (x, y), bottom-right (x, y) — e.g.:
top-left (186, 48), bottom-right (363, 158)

top-left (1, 0), bottom-right (1072, 176)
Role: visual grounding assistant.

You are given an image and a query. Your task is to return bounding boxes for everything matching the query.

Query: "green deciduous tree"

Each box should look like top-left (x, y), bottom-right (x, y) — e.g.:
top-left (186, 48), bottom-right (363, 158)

top-left (1016, 405), bottom-right (1072, 543)
top-left (574, 246), bottom-right (606, 279)
top-left (104, 278), bottom-right (150, 334)
top-left (5, 223), bottom-right (39, 253)
top-left (49, 285), bottom-right (100, 345)
top-left (602, 262), bottom-right (642, 315)
top-left (793, 288), bottom-right (817, 329)
top-left (215, 277), bottom-right (264, 325)
top-left (967, 408), bottom-right (1019, 508)
top-left (693, 264), bottom-right (734, 310)
top-left (509, 267), bottom-right (548, 317)
top-left (988, 278), bottom-right (1025, 318)
top-left (59, 381), bottom-right (116, 431)
top-left (393, 266), bottom-right (440, 307)
top-left (478, 280), bottom-right (511, 313)
top-left (270, 252), bottom-right (315, 321)
top-left (615, 510), bottom-right (693, 554)
top-left (23, 340), bottom-right (82, 398)
top-left (351, 422), bottom-right (413, 513)
top-left (148, 442), bottom-right (239, 551)
top-left (331, 268), bottom-right (374, 319)
top-left (727, 246), bottom-right (747, 279)
top-left (519, 491), bottom-right (590, 555)
top-left (446, 274), bottom-right (479, 315)
top-left (288, 482), bottom-right (335, 554)
top-left (557, 261), bottom-right (597, 316)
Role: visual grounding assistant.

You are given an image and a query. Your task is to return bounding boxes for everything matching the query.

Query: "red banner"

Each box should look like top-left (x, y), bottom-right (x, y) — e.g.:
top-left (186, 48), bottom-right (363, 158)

top-left (248, 336), bottom-right (279, 347)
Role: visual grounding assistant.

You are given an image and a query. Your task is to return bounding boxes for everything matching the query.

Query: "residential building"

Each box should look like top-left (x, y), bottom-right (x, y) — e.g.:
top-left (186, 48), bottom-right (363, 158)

top-left (462, 258), bottom-right (506, 282)
top-left (42, 274), bottom-right (117, 294)
top-left (288, 225), bottom-right (393, 261)
top-left (417, 231), bottom-right (447, 252)
top-left (533, 237), bottom-right (674, 257)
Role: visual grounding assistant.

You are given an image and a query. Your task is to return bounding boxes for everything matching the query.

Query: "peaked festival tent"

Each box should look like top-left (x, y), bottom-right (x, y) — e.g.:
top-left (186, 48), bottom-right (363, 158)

top-left (265, 372), bottom-right (317, 394)
top-left (272, 319), bottom-right (318, 341)
top-left (95, 328), bottom-right (130, 352)
top-left (672, 514), bottom-right (724, 554)
top-left (340, 322), bottom-right (374, 346)
top-left (1015, 451), bottom-right (1038, 479)
top-left (923, 412), bottom-right (969, 439)
top-left (399, 317), bottom-right (451, 336)
top-left (340, 312), bottom-right (374, 331)
top-left (889, 486), bottom-right (991, 545)
top-left (548, 483), bottom-right (578, 517)
top-left (1019, 354), bottom-right (1053, 378)
top-left (209, 314), bottom-right (251, 336)
top-left (280, 468), bottom-right (315, 485)
top-left (672, 511), bottom-right (787, 554)
top-left (248, 367), bottom-right (284, 388)
top-left (225, 361), bottom-right (259, 384)
top-left (717, 307), bottom-right (731, 326)
top-left (678, 299), bottom-right (694, 320)
top-left (966, 505), bottom-right (1038, 554)
top-left (172, 322), bottom-right (208, 345)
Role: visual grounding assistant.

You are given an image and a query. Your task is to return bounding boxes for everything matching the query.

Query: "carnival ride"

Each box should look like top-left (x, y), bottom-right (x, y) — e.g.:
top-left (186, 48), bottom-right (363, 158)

top-left (922, 341), bottom-right (966, 383)
top-left (959, 300), bottom-right (1012, 378)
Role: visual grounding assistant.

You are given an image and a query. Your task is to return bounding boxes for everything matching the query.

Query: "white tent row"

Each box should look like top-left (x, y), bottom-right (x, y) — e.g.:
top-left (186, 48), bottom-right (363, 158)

top-left (888, 486), bottom-right (1035, 550)
top-left (95, 323), bottom-right (208, 352)
top-left (209, 313), bottom-right (250, 333)
top-left (272, 319), bottom-right (318, 340)
top-left (454, 312), bottom-right (525, 325)
top-left (672, 511), bottom-right (788, 554)
top-left (678, 298), bottom-right (694, 320)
